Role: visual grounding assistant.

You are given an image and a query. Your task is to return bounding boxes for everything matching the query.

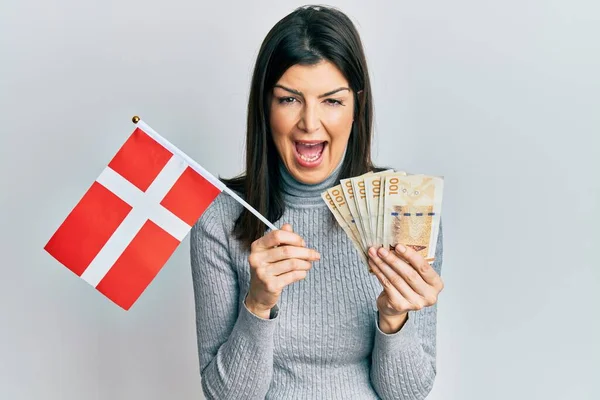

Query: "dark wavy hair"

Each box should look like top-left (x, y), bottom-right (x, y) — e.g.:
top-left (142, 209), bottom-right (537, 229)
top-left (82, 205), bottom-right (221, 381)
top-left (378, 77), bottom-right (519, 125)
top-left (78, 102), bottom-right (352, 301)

top-left (221, 4), bottom-right (383, 250)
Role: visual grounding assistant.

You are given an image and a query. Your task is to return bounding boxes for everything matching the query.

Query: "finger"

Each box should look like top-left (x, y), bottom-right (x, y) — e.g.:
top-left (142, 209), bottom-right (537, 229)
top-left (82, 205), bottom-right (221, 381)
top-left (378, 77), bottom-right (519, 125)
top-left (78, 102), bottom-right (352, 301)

top-left (254, 225), bottom-right (305, 250)
top-left (372, 247), bottom-right (430, 296)
top-left (394, 244), bottom-right (442, 288)
top-left (370, 257), bottom-right (426, 309)
top-left (276, 269), bottom-right (308, 288)
top-left (368, 259), bottom-right (408, 307)
top-left (269, 258), bottom-right (313, 276)
top-left (369, 248), bottom-right (428, 308)
top-left (264, 245), bottom-right (320, 263)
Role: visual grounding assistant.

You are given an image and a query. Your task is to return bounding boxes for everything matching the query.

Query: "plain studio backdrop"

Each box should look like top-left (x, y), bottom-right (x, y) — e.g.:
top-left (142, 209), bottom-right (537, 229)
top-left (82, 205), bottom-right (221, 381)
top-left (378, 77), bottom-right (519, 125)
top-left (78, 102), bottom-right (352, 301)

top-left (1, 1), bottom-right (598, 399)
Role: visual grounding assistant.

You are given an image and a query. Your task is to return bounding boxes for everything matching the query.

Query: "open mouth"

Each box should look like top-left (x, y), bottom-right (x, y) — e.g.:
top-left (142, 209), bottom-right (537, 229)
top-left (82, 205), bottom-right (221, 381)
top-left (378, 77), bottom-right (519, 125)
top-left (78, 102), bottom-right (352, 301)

top-left (293, 141), bottom-right (326, 167)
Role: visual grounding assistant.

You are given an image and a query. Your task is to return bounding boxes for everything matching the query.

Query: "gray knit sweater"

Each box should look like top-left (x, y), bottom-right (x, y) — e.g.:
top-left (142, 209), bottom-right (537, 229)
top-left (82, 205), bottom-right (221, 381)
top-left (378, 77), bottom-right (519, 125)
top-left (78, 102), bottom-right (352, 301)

top-left (190, 161), bottom-right (443, 400)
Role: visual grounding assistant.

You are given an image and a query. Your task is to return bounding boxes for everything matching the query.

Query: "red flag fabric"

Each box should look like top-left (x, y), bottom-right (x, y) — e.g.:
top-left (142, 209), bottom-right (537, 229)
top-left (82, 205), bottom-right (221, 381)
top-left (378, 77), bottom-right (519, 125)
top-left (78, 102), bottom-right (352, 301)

top-left (44, 125), bottom-right (222, 310)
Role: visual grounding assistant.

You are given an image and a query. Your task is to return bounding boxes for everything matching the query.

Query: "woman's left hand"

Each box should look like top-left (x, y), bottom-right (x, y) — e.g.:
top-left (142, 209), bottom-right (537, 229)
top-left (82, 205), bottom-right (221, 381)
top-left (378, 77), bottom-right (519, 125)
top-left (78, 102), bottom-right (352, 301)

top-left (367, 244), bottom-right (444, 321)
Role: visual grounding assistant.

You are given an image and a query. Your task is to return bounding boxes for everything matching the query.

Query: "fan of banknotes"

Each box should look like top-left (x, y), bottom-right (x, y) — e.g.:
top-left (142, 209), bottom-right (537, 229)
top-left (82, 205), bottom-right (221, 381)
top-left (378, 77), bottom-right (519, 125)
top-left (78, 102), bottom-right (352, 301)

top-left (321, 170), bottom-right (444, 271)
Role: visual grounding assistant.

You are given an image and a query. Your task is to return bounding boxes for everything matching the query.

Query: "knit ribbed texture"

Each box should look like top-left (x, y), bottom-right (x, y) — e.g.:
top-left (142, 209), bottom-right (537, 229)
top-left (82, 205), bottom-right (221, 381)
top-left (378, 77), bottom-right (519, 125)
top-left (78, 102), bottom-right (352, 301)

top-left (190, 162), bottom-right (443, 400)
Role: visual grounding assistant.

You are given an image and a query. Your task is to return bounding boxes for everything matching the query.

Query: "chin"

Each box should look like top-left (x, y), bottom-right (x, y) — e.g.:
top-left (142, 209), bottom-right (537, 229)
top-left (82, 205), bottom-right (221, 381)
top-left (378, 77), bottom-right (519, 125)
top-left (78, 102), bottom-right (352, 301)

top-left (288, 159), bottom-right (333, 185)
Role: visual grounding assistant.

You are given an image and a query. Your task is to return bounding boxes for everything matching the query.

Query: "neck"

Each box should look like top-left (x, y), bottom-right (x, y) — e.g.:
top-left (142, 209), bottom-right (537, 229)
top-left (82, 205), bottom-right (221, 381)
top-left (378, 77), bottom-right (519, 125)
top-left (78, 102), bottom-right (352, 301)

top-left (278, 155), bottom-right (345, 207)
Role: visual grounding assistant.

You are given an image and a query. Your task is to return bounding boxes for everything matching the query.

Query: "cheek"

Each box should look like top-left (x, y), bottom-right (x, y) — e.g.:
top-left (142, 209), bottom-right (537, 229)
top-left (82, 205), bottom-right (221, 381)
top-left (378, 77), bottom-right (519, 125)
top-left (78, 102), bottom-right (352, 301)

top-left (323, 108), bottom-right (354, 141)
top-left (270, 106), bottom-right (297, 139)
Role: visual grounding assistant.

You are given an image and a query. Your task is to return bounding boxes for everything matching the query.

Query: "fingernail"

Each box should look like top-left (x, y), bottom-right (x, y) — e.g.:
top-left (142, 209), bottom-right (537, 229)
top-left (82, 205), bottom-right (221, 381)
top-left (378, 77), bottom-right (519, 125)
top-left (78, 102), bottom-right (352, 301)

top-left (396, 244), bottom-right (407, 253)
top-left (316, 252), bottom-right (321, 260)
top-left (368, 247), bottom-right (377, 258)
top-left (302, 240), bottom-right (306, 247)
top-left (378, 247), bottom-right (389, 257)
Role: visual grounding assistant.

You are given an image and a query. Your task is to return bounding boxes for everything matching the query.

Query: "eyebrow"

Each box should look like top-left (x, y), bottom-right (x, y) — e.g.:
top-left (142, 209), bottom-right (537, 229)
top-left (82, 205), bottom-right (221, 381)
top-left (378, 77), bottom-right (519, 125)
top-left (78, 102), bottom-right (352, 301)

top-left (274, 84), bottom-right (350, 98)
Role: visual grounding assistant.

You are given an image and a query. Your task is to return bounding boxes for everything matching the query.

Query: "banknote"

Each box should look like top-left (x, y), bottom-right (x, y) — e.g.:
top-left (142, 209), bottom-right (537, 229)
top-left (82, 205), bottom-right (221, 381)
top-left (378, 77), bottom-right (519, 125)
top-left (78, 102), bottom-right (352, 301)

top-left (363, 175), bottom-right (379, 244)
top-left (339, 172), bottom-right (373, 251)
top-left (364, 170), bottom-right (405, 248)
top-left (351, 176), bottom-right (374, 247)
top-left (321, 190), bottom-right (368, 264)
top-left (322, 170), bottom-right (443, 271)
top-left (382, 174), bottom-right (444, 262)
top-left (326, 185), bottom-right (365, 253)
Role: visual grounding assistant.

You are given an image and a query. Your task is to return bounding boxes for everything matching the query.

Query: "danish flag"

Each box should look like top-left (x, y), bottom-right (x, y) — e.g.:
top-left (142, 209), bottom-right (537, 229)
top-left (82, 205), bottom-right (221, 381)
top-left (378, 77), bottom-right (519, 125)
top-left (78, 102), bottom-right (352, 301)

top-left (44, 119), bottom-right (225, 310)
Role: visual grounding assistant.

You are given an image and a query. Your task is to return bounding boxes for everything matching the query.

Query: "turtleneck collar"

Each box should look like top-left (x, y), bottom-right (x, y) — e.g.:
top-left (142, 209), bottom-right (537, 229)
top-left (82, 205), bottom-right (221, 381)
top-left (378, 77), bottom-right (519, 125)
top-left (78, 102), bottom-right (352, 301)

top-left (278, 151), bottom-right (346, 207)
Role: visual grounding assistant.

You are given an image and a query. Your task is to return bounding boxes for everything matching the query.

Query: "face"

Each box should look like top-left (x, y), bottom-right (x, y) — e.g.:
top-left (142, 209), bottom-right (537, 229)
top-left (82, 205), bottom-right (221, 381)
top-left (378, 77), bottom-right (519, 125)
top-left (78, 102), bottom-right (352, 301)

top-left (269, 60), bottom-right (354, 185)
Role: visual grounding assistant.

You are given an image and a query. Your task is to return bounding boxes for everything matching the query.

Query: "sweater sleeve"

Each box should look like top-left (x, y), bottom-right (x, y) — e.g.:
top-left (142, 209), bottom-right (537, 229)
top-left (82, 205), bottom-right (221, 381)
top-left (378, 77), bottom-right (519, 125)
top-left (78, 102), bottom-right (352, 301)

top-left (370, 221), bottom-right (444, 400)
top-left (190, 196), bottom-right (278, 400)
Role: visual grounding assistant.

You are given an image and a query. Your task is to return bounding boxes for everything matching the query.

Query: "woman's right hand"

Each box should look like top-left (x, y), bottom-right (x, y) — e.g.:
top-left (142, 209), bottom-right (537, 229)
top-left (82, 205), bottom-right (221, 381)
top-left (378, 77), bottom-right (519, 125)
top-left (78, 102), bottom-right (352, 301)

top-left (245, 223), bottom-right (320, 318)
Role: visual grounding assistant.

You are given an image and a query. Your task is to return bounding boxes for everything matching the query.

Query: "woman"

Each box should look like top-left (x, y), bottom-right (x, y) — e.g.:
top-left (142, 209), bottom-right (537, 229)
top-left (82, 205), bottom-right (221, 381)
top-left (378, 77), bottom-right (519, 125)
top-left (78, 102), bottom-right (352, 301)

top-left (190, 5), bottom-right (444, 399)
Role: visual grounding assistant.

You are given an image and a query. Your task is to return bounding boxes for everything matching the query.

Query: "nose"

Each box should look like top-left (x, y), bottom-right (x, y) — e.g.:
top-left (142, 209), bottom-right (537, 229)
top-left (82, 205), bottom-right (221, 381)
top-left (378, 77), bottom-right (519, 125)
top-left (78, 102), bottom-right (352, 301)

top-left (297, 102), bottom-right (321, 133)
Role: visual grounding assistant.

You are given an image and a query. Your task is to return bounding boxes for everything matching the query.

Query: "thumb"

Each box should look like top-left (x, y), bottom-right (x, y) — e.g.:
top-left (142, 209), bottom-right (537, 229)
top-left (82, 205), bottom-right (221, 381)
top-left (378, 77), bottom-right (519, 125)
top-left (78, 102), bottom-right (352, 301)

top-left (281, 223), bottom-right (293, 232)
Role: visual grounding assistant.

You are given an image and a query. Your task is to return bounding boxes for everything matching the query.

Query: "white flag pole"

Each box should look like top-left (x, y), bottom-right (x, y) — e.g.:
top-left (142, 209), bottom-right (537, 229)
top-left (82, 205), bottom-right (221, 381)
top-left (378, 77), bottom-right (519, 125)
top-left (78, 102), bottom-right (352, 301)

top-left (132, 116), bottom-right (278, 232)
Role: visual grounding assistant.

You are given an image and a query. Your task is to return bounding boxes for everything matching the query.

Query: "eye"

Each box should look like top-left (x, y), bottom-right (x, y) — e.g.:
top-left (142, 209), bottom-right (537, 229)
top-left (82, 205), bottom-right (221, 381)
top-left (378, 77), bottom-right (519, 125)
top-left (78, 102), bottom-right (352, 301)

top-left (402, 188), bottom-right (407, 193)
top-left (324, 99), bottom-right (344, 106)
top-left (414, 190), bottom-right (419, 195)
top-left (278, 97), bottom-right (298, 104)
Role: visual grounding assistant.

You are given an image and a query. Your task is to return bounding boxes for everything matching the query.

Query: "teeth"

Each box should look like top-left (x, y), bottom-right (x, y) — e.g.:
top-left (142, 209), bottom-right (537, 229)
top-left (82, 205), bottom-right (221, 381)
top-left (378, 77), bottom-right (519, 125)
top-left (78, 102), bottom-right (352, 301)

top-left (299, 151), bottom-right (322, 162)
top-left (297, 142), bottom-right (323, 147)
top-left (295, 141), bottom-right (324, 163)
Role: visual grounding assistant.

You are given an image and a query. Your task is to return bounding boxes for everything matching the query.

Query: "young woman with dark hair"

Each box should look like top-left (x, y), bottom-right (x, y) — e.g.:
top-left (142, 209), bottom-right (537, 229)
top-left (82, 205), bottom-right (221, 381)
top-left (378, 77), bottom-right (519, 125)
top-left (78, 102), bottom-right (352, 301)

top-left (190, 5), bottom-right (444, 399)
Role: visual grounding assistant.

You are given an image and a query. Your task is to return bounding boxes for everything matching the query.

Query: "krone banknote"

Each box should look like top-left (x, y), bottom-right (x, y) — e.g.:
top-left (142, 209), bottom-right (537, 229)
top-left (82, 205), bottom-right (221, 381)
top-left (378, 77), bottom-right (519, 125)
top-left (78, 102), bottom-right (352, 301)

top-left (364, 170), bottom-right (406, 248)
top-left (326, 185), bottom-right (365, 254)
top-left (351, 176), bottom-right (375, 248)
top-left (382, 174), bottom-right (444, 262)
top-left (321, 190), bottom-right (368, 265)
top-left (340, 173), bottom-right (372, 251)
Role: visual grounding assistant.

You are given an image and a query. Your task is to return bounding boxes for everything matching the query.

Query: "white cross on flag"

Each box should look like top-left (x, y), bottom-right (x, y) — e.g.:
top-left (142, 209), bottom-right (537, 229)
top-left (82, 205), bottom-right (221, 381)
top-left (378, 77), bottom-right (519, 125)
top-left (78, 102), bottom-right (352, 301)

top-left (44, 119), bottom-right (225, 310)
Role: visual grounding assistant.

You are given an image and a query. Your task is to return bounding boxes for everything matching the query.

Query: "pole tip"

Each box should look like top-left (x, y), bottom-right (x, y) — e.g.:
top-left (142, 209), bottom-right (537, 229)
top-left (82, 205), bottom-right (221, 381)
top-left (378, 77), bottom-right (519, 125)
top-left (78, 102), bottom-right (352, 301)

top-left (132, 116), bottom-right (140, 124)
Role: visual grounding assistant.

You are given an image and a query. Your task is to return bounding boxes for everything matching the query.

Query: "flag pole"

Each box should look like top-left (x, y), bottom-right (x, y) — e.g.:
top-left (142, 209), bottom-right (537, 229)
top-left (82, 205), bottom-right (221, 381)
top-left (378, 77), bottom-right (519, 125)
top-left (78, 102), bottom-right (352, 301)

top-left (131, 116), bottom-right (278, 232)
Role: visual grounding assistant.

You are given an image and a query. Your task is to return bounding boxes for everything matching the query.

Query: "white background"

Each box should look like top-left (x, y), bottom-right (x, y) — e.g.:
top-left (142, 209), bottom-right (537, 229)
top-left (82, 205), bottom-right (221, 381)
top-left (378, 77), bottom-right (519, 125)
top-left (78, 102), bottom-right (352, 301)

top-left (1, 1), bottom-right (598, 399)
